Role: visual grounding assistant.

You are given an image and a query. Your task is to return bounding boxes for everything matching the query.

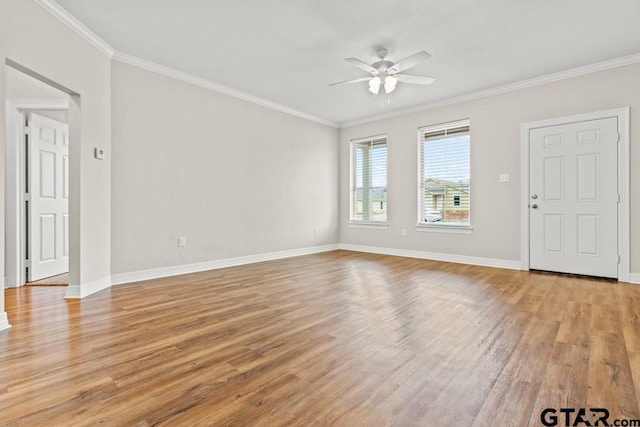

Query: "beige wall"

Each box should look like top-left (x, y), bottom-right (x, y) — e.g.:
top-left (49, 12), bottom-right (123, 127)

top-left (340, 63), bottom-right (640, 274)
top-left (110, 61), bottom-right (339, 274)
top-left (0, 0), bottom-right (5, 325)
top-left (5, 65), bottom-right (69, 122)
top-left (0, 0), bottom-right (111, 301)
top-left (5, 64), bottom-right (68, 102)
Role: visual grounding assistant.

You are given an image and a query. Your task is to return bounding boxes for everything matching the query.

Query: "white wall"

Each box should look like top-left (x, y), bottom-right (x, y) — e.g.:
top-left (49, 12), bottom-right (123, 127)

top-left (5, 64), bottom-right (68, 102)
top-left (340, 63), bottom-right (640, 275)
top-left (1, 0), bottom-right (112, 303)
top-left (110, 61), bottom-right (339, 275)
top-left (0, 0), bottom-right (5, 329)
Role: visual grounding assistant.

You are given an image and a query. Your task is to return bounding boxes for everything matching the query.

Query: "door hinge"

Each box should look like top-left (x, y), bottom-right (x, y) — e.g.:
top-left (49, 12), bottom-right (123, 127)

top-left (25, 193), bottom-right (31, 202)
top-left (617, 194), bottom-right (621, 203)
top-left (23, 126), bottom-right (30, 136)
top-left (25, 260), bottom-right (31, 268)
top-left (617, 132), bottom-right (621, 143)
top-left (618, 254), bottom-right (621, 264)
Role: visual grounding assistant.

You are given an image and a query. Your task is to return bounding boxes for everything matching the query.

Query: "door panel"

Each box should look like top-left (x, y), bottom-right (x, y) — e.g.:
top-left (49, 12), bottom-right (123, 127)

top-left (63, 154), bottom-right (69, 199)
top-left (543, 157), bottom-right (563, 201)
top-left (577, 215), bottom-right (599, 255)
top-left (543, 214), bottom-right (564, 253)
top-left (529, 116), bottom-right (618, 278)
top-left (63, 214), bottom-right (69, 258)
top-left (577, 154), bottom-right (599, 201)
top-left (39, 150), bottom-right (56, 198)
top-left (40, 214), bottom-right (56, 261)
top-left (28, 113), bottom-right (69, 281)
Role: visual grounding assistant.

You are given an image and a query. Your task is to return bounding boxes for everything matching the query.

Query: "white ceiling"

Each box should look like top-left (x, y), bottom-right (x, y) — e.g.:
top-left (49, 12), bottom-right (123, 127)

top-left (53, 0), bottom-right (640, 126)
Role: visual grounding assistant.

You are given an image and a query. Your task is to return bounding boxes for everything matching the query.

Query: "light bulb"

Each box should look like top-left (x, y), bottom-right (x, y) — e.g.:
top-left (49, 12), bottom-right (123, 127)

top-left (384, 75), bottom-right (397, 94)
top-left (368, 76), bottom-right (381, 94)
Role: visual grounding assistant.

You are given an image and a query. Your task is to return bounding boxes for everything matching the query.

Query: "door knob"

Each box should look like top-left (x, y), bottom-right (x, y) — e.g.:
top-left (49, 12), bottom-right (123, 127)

top-left (531, 194), bottom-right (538, 199)
top-left (531, 204), bottom-right (538, 209)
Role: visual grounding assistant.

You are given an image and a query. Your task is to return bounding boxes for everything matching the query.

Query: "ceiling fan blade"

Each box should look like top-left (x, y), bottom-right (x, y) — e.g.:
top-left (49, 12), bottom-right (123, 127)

top-left (394, 74), bottom-right (435, 85)
top-left (388, 51), bottom-right (431, 74)
top-left (344, 58), bottom-right (379, 75)
top-left (329, 77), bottom-right (372, 86)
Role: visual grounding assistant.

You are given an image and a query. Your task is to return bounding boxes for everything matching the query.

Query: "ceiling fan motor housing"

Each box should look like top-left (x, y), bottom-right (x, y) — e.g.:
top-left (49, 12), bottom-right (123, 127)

top-left (373, 60), bottom-right (395, 73)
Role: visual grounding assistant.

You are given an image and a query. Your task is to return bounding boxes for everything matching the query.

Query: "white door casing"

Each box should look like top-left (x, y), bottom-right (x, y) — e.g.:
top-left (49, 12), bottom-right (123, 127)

top-left (28, 113), bottom-right (69, 281)
top-left (4, 101), bottom-right (69, 288)
top-left (528, 117), bottom-right (619, 278)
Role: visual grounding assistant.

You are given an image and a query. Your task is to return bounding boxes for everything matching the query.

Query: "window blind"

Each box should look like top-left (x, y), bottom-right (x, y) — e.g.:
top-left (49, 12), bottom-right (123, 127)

top-left (351, 136), bottom-right (387, 222)
top-left (418, 121), bottom-right (470, 225)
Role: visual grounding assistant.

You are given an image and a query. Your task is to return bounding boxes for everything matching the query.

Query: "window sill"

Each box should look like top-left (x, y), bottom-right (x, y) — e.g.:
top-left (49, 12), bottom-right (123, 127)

top-left (349, 221), bottom-right (389, 230)
top-left (415, 223), bottom-right (473, 234)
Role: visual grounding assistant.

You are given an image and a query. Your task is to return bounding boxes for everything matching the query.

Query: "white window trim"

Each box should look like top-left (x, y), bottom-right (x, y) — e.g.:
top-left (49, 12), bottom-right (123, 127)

top-left (417, 119), bottom-right (471, 230)
top-left (415, 223), bottom-right (473, 234)
top-left (349, 133), bottom-right (388, 225)
top-left (349, 221), bottom-right (390, 230)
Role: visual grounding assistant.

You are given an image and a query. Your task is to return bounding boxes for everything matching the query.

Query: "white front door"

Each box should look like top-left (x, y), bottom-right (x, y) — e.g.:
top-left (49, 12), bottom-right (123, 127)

top-left (529, 116), bottom-right (618, 278)
top-left (28, 113), bottom-right (69, 281)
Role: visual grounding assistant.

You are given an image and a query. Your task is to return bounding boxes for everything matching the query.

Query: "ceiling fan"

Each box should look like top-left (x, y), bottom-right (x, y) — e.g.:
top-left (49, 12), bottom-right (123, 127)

top-left (330, 47), bottom-right (435, 95)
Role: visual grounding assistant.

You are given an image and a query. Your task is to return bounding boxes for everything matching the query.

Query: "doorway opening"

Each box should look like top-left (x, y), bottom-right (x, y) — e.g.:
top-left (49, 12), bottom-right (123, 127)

top-left (4, 60), bottom-right (80, 296)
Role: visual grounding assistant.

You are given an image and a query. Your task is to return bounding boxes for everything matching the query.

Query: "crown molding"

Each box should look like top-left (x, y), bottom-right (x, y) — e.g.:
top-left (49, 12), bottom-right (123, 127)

top-left (31, 0), bottom-right (640, 130)
top-left (339, 52), bottom-right (640, 128)
top-left (33, 0), bottom-right (115, 58)
top-left (112, 52), bottom-right (338, 128)
top-left (33, 1), bottom-right (337, 127)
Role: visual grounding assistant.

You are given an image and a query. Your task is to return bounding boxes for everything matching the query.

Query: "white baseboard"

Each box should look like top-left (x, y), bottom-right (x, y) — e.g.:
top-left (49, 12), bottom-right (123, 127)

top-left (629, 273), bottom-right (640, 285)
top-left (65, 276), bottom-right (112, 299)
top-left (338, 243), bottom-right (522, 270)
top-left (111, 244), bottom-right (340, 286)
top-left (0, 312), bottom-right (11, 332)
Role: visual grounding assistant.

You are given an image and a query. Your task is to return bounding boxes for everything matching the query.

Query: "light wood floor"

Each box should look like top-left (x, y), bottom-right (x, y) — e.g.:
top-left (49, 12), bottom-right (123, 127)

top-left (2, 250), bottom-right (640, 426)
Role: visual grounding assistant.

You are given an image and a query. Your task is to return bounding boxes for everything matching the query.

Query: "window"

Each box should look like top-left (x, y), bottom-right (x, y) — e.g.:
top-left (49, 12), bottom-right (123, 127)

top-left (351, 135), bottom-right (387, 223)
top-left (418, 120), bottom-right (470, 226)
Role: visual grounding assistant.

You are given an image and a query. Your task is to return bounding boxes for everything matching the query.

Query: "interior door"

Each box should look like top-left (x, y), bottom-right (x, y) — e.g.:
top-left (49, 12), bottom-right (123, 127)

top-left (28, 113), bottom-right (69, 281)
top-left (529, 116), bottom-right (618, 278)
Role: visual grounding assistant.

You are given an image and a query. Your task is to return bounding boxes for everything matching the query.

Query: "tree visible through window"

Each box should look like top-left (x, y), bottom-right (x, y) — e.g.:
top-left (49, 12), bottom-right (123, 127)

top-left (351, 135), bottom-right (387, 222)
top-left (418, 120), bottom-right (470, 225)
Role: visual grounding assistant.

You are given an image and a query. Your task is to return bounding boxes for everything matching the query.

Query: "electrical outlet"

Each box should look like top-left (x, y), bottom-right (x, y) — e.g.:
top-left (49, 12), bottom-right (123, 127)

top-left (401, 228), bottom-right (407, 236)
top-left (178, 237), bottom-right (186, 247)
top-left (314, 226), bottom-right (319, 235)
top-left (499, 173), bottom-right (510, 183)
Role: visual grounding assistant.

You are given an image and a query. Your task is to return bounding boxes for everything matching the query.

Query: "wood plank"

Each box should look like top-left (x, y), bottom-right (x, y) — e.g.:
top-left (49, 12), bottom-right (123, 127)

top-left (1, 250), bottom-right (639, 425)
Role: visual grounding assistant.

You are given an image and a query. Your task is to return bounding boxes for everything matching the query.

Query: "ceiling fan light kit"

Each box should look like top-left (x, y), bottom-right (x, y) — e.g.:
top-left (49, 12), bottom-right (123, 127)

top-left (369, 75), bottom-right (397, 95)
top-left (384, 75), bottom-right (397, 93)
top-left (331, 47), bottom-right (435, 97)
top-left (368, 76), bottom-right (380, 94)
